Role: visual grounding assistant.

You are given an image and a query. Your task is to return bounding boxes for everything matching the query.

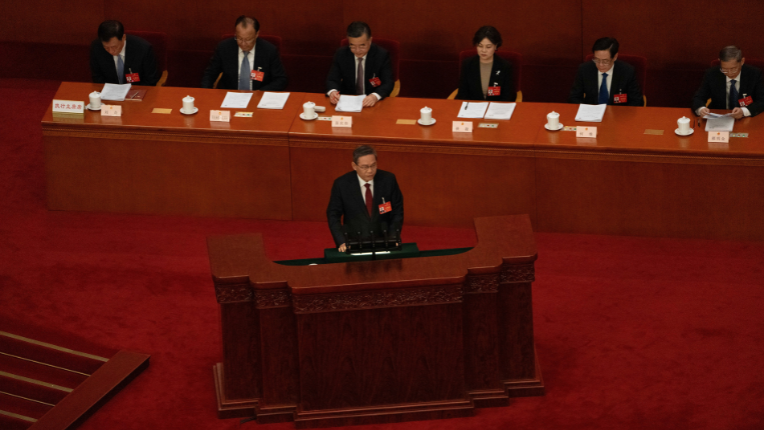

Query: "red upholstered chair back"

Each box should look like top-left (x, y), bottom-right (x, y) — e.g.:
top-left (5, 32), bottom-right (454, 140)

top-left (125, 30), bottom-right (168, 85)
top-left (340, 37), bottom-right (400, 82)
top-left (459, 49), bottom-right (522, 96)
top-left (711, 58), bottom-right (764, 72)
top-left (585, 53), bottom-right (647, 98)
top-left (220, 34), bottom-right (283, 53)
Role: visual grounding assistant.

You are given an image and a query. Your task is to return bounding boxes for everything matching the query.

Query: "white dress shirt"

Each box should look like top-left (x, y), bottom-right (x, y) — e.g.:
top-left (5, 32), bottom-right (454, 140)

top-left (357, 175), bottom-right (374, 204)
top-left (237, 47), bottom-right (256, 91)
top-left (327, 52), bottom-right (381, 100)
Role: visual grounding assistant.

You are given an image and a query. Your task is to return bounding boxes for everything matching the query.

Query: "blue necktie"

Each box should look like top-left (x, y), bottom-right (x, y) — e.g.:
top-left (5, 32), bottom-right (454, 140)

top-left (598, 73), bottom-right (609, 104)
top-left (239, 51), bottom-right (250, 90)
top-left (116, 54), bottom-right (124, 84)
top-left (729, 79), bottom-right (738, 110)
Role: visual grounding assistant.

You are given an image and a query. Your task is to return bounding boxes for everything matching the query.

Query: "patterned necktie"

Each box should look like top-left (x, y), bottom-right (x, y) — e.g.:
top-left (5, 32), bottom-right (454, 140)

top-left (729, 79), bottom-right (739, 110)
top-left (116, 54), bottom-right (125, 84)
top-left (598, 73), bottom-right (609, 104)
top-left (356, 58), bottom-right (364, 95)
top-left (239, 51), bottom-right (250, 90)
top-left (365, 183), bottom-right (373, 217)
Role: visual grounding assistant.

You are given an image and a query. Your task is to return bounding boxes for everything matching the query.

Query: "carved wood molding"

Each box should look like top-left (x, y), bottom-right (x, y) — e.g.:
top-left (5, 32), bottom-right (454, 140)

top-left (43, 127), bottom-right (288, 147)
top-left (292, 284), bottom-right (463, 314)
top-left (534, 148), bottom-right (764, 167)
top-left (215, 284), bottom-right (253, 303)
top-left (500, 263), bottom-right (535, 284)
top-left (465, 273), bottom-right (500, 293)
top-left (288, 139), bottom-right (536, 158)
top-left (254, 289), bottom-right (291, 309)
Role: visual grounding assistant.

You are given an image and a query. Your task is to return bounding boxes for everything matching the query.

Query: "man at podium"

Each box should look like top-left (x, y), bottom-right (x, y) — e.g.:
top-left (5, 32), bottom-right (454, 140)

top-left (327, 145), bottom-right (403, 252)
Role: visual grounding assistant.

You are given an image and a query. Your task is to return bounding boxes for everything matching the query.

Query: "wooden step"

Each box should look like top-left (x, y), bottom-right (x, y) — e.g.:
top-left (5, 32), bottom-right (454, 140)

top-left (0, 354), bottom-right (87, 390)
top-left (0, 373), bottom-right (70, 405)
top-left (0, 391), bottom-right (53, 420)
top-left (0, 408), bottom-right (36, 430)
top-left (0, 333), bottom-right (106, 376)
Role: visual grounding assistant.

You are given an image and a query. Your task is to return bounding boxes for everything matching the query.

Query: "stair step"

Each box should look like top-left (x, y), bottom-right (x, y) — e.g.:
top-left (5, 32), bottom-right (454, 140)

top-left (0, 409), bottom-right (35, 430)
top-left (0, 332), bottom-right (107, 376)
top-left (0, 353), bottom-right (88, 389)
top-left (0, 374), bottom-right (69, 405)
top-left (0, 391), bottom-right (52, 419)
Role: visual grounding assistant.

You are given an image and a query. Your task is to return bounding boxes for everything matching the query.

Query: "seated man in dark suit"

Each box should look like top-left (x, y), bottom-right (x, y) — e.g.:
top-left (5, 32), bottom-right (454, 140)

top-left (90, 20), bottom-right (159, 86)
top-left (692, 46), bottom-right (764, 119)
top-left (326, 22), bottom-right (394, 107)
top-left (327, 145), bottom-right (404, 252)
top-left (568, 37), bottom-right (642, 106)
top-left (201, 15), bottom-right (287, 91)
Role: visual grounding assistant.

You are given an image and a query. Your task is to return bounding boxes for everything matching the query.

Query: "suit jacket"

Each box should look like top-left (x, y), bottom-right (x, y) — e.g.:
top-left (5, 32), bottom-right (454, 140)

top-left (326, 44), bottom-right (394, 99)
top-left (691, 64), bottom-right (764, 117)
top-left (568, 60), bottom-right (643, 106)
top-left (326, 170), bottom-right (404, 247)
top-left (201, 37), bottom-right (288, 91)
top-left (455, 54), bottom-right (516, 102)
top-left (90, 35), bottom-right (159, 86)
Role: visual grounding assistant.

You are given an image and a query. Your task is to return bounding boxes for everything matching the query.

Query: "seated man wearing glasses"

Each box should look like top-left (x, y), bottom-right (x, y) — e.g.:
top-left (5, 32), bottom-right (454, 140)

top-left (568, 37), bottom-right (642, 106)
top-left (692, 46), bottom-right (764, 119)
top-left (327, 145), bottom-right (403, 252)
top-left (201, 15), bottom-right (287, 91)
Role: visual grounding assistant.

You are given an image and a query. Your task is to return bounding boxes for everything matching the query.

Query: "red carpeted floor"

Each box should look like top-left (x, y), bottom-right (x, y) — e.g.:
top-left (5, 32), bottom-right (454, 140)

top-left (1, 78), bottom-right (763, 430)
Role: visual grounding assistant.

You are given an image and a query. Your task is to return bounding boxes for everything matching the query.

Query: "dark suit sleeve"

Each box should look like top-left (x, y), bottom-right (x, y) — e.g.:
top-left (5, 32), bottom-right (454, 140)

top-left (691, 68), bottom-right (714, 115)
top-left (745, 68), bottom-right (764, 117)
top-left (90, 40), bottom-right (106, 84)
top-left (140, 43), bottom-right (160, 86)
top-left (201, 44), bottom-right (225, 89)
top-left (373, 49), bottom-right (394, 99)
top-left (388, 174), bottom-right (403, 237)
top-left (259, 46), bottom-right (287, 91)
top-left (455, 58), bottom-right (471, 100)
top-left (326, 49), bottom-right (343, 94)
top-left (568, 64), bottom-right (586, 104)
top-left (500, 60), bottom-right (516, 102)
top-left (327, 179), bottom-right (347, 247)
top-left (623, 66), bottom-right (642, 106)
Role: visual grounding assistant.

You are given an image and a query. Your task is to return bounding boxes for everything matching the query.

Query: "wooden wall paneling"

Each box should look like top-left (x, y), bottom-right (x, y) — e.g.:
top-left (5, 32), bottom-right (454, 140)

top-left (0, 0), bottom-right (103, 44)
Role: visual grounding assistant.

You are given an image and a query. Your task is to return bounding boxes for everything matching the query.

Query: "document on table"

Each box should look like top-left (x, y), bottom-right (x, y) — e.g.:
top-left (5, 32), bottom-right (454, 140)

top-left (703, 112), bottom-right (734, 119)
top-left (575, 104), bottom-right (607, 122)
top-left (99, 83), bottom-right (132, 101)
top-left (335, 95), bottom-right (364, 112)
top-left (457, 102), bottom-right (489, 119)
top-left (221, 92), bottom-right (254, 109)
top-left (705, 116), bottom-right (735, 132)
top-left (484, 102), bottom-right (516, 120)
top-left (257, 92), bottom-right (290, 109)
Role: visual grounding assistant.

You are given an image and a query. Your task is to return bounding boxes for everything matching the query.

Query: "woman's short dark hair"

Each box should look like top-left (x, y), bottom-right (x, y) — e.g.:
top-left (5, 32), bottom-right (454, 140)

top-left (472, 26), bottom-right (502, 48)
top-left (98, 20), bottom-right (124, 42)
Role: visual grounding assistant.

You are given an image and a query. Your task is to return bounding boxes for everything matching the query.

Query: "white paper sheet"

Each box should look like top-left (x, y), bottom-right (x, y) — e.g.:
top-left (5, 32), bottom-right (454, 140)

top-left (457, 102), bottom-right (489, 119)
top-left (705, 116), bottom-right (735, 132)
top-left (703, 112), bottom-right (734, 119)
top-left (484, 102), bottom-right (516, 120)
top-left (99, 83), bottom-right (132, 101)
top-left (221, 92), bottom-right (254, 109)
top-left (335, 95), bottom-right (365, 112)
top-left (257, 92), bottom-right (290, 109)
top-left (575, 104), bottom-right (607, 122)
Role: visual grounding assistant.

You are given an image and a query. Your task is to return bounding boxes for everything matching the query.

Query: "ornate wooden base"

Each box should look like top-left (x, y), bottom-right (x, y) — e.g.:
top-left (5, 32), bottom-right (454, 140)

top-left (213, 363), bottom-right (257, 419)
top-left (505, 355), bottom-right (545, 398)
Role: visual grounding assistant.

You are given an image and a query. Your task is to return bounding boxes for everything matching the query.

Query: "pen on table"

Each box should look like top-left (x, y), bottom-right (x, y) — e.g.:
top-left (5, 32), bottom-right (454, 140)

top-left (464, 102), bottom-right (469, 110)
top-left (129, 91), bottom-right (138, 99)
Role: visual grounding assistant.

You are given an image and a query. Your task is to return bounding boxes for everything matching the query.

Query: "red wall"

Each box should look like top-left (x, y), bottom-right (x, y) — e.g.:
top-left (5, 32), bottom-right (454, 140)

top-left (2, 0), bottom-right (763, 106)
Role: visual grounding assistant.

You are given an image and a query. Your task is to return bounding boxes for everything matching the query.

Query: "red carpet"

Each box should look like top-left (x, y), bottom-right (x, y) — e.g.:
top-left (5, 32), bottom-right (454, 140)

top-left (1, 78), bottom-right (763, 429)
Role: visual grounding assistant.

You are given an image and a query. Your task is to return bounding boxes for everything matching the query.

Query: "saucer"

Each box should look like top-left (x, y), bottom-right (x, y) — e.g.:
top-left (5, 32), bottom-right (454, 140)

top-left (300, 112), bottom-right (319, 120)
top-left (675, 128), bottom-right (694, 136)
top-left (545, 123), bottom-right (563, 131)
top-left (86, 103), bottom-right (102, 111)
top-left (180, 107), bottom-right (199, 115)
top-left (417, 118), bottom-right (436, 126)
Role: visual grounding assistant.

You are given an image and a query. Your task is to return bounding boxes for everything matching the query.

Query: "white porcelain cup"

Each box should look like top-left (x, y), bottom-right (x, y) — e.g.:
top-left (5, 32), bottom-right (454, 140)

top-left (547, 111), bottom-right (560, 128)
top-left (182, 96), bottom-right (195, 112)
top-left (420, 106), bottom-right (432, 124)
top-left (677, 116), bottom-right (690, 135)
top-left (303, 102), bottom-right (316, 117)
top-left (89, 91), bottom-right (101, 109)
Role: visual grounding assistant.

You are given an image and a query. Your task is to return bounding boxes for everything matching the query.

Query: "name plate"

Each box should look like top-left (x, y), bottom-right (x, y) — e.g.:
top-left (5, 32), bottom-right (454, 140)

top-left (52, 99), bottom-right (85, 113)
top-left (332, 116), bottom-right (352, 127)
top-left (563, 126), bottom-right (577, 131)
top-left (210, 110), bottom-right (231, 122)
top-left (452, 121), bottom-right (473, 132)
top-left (708, 131), bottom-right (729, 143)
top-left (730, 133), bottom-right (748, 138)
top-left (101, 105), bottom-right (122, 116)
top-left (576, 126), bottom-right (597, 138)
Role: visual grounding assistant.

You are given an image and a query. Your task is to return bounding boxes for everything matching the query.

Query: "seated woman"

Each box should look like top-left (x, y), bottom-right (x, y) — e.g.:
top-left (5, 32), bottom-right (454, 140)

top-left (456, 26), bottom-right (516, 102)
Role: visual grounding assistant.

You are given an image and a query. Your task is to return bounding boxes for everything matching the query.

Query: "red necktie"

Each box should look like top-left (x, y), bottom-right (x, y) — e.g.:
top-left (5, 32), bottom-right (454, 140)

top-left (365, 183), bottom-right (373, 216)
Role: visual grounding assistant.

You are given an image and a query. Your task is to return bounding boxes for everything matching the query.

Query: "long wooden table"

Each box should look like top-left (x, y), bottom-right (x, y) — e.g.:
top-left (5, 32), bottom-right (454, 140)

top-left (42, 82), bottom-right (764, 240)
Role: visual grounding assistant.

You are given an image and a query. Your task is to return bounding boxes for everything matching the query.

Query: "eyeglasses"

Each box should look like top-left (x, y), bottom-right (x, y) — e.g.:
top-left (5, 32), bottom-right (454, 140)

top-left (592, 58), bottom-right (612, 66)
top-left (357, 163), bottom-right (377, 171)
top-left (236, 37), bottom-right (256, 43)
top-left (720, 66), bottom-right (740, 75)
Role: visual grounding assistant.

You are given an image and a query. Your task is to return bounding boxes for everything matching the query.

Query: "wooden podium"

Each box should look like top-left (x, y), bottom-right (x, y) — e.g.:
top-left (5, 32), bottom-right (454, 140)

top-left (207, 215), bottom-right (544, 428)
